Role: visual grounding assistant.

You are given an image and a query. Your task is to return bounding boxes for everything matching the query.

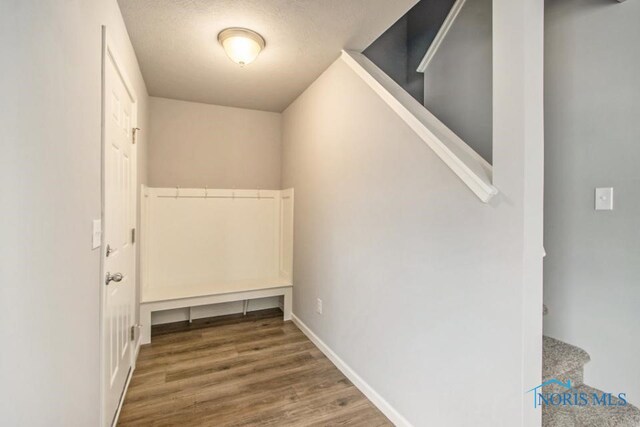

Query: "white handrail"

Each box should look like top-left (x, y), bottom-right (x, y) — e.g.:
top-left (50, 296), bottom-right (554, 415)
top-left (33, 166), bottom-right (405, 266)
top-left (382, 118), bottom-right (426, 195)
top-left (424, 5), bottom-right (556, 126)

top-left (341, 50), bottom-right (497, 203)
top-left (416, 0), bottom-right (468, 73)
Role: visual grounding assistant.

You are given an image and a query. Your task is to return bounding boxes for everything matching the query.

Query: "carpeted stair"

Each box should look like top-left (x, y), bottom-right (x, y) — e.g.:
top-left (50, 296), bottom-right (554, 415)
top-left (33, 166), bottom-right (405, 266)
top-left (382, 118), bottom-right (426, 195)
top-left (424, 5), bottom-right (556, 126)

top-left (542, 326), bottom-right (640, 426)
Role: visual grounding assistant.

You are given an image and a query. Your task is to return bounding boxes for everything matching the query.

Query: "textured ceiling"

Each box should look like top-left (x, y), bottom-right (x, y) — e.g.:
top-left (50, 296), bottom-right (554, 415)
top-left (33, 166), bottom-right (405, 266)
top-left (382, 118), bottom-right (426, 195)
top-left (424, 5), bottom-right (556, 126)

top-left (118, 0), bottom-right (419, 112)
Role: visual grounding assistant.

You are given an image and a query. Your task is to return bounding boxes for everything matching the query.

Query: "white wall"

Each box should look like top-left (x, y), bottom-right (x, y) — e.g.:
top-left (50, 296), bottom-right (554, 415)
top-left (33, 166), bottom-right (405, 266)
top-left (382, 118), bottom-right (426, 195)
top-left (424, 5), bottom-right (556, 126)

top-left (281, 10), bottom-right (544, 420)
top-left (148, 97), bottom-right (282, 189)
top-left (543, 0), bottom-right (640, 404)
top-left (0, 1), bottom-right (148, 425)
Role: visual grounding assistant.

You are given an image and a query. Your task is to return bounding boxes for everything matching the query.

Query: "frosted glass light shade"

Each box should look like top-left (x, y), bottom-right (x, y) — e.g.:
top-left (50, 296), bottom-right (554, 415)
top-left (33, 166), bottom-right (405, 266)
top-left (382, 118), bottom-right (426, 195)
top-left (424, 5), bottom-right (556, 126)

top-left (218, 28), bottom-right (265, 66)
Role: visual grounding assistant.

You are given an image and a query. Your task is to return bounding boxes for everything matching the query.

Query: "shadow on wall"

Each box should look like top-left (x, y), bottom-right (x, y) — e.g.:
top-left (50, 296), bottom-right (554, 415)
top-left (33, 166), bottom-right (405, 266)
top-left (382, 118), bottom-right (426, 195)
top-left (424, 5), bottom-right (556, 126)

top-left (363, 0), bottom-right (493, 164)
top-left (363, 0), bottom-right (456, 103)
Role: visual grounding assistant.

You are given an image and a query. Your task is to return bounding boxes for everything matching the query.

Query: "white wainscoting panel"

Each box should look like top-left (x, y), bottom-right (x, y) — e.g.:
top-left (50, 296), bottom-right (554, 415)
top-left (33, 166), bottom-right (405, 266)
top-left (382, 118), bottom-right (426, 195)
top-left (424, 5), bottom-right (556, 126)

top-left (141, 188), bottom-right (294, 302)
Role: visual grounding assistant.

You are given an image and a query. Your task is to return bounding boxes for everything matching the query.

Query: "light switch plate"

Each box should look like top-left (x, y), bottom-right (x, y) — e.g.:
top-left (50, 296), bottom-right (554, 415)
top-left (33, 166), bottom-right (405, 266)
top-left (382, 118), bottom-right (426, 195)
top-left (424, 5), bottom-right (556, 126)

top-left (595, 188), bottom-right (614, 211)
top-left (92, 219), bottom-right (102, 249)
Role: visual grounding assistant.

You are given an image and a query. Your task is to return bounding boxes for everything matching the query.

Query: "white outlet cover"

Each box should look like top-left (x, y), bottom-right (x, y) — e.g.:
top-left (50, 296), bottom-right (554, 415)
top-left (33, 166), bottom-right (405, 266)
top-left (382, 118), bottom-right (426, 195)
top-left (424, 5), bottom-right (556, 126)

top-left (316, 298), bottom-right (323, 314)
top-left (595, 188), bottom-right (614, 211)
top-left (92, 219), bottom-right (102, 249)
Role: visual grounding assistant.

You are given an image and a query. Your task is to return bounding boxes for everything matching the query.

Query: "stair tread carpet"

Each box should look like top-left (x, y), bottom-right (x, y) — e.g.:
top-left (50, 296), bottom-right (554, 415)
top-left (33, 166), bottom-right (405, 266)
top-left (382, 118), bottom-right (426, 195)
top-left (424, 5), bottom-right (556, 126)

top-left (544, 336), bottom-right (591, 380)
top-left (543, 384), bottom-right (640, 427)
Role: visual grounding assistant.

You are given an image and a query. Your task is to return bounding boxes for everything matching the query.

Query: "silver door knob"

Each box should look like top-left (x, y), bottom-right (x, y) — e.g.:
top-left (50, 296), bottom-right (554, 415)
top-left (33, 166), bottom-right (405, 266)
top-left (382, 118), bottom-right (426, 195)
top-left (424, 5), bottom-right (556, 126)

top-left (105, 272), bottom-right (123, 286)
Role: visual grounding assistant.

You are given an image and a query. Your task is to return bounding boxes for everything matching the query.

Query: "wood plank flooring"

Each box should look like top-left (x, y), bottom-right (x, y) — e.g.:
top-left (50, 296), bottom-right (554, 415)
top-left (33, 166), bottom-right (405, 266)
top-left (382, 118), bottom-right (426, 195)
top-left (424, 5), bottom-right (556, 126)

top-left (118, 308), bottom-right (392, 426)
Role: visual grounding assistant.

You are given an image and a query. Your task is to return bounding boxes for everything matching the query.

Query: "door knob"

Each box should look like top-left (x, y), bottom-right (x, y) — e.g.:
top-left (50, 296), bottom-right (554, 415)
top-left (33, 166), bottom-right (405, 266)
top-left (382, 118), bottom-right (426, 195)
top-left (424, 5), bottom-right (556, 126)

top-left (105, 272), bottom-right (123, 286)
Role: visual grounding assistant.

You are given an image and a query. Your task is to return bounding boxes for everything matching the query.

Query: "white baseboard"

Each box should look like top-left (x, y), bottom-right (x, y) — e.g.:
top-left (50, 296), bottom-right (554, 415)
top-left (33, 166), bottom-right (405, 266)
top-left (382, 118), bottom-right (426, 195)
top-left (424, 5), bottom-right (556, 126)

top-left (291, 314), bottom-right (412, 427)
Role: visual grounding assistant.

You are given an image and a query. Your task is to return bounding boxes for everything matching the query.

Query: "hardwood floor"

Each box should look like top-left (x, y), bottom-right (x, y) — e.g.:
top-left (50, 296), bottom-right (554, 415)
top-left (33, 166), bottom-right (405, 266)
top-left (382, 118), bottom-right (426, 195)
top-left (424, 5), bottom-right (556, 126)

top-left (118, 309), bottom-right (392, 426)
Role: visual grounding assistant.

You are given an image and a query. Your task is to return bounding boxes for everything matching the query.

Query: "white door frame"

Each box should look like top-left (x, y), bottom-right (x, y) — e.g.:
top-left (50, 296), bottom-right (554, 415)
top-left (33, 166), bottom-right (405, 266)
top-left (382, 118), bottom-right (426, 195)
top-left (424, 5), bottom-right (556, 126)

top-left (100, 26), bottom-right (139, 427)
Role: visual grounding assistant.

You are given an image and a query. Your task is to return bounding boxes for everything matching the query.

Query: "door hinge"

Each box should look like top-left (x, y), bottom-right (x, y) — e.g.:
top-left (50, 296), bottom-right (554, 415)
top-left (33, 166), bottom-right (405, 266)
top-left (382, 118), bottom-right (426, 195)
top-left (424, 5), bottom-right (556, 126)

top-left (130, 324), bottom-right (141, 341)
top-left (132, 127), bottom-right (140, 144)
top-left (131, 228), bottom-right (136, 244)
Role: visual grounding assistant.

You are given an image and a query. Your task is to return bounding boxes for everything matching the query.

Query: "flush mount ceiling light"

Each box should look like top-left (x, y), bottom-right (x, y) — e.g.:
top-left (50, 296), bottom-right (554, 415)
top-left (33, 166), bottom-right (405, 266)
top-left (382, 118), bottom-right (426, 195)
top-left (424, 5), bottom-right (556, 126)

top-left (218, 28), bottom-right (265, 66)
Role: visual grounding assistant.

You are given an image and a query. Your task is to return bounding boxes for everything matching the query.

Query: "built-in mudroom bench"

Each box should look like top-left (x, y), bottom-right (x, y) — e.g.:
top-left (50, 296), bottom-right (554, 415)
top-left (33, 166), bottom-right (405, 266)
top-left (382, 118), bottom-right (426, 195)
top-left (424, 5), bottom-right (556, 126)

top-left (139, 186), bottom-right (294, 344)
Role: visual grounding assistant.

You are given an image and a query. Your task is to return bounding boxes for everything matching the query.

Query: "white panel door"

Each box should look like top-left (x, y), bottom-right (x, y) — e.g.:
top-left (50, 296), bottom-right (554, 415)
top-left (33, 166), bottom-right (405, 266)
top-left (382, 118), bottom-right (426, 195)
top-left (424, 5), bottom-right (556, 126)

top-left (102, 41), bottom-right (136, 427)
